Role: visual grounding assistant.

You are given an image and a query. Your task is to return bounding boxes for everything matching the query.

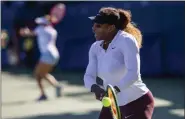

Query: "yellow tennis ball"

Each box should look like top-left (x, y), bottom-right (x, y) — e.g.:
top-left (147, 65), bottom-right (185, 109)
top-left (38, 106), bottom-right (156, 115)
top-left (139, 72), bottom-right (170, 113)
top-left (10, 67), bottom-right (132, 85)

top-left (102, 97), bottom-right (111, 107)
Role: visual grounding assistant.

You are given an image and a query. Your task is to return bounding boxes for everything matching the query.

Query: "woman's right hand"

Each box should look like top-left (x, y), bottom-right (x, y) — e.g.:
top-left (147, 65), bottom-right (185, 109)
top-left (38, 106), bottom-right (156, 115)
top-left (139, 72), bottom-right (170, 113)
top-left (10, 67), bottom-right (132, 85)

top-left (91, 84), bottom-right (106, 101)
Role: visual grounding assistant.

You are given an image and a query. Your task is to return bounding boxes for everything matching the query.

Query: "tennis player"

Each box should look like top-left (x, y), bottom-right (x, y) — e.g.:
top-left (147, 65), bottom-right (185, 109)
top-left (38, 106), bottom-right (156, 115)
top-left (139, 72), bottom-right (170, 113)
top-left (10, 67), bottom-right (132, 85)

top-left (84, 7), bottom-right (154, 119)
top-left (20, 16), bottom-right (62, 101)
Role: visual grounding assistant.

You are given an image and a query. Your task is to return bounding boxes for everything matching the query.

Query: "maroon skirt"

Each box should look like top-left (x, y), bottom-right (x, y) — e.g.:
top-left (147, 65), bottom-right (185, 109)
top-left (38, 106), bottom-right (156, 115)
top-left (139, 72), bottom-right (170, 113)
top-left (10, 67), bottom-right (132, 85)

top-left (98, 91), bottom-right (155, 119)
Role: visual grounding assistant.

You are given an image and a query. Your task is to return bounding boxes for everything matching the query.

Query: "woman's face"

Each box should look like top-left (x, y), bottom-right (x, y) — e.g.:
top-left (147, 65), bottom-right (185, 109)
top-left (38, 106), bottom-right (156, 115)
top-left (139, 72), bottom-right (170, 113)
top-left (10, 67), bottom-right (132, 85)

top-left (92, 23), bottom-right (112, 41)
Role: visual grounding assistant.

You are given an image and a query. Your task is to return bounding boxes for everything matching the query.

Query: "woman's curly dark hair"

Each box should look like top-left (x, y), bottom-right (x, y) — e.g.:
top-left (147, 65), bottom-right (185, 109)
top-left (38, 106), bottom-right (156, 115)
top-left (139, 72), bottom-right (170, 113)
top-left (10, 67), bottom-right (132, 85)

top-left (99, 7), bottom-right (143, 48)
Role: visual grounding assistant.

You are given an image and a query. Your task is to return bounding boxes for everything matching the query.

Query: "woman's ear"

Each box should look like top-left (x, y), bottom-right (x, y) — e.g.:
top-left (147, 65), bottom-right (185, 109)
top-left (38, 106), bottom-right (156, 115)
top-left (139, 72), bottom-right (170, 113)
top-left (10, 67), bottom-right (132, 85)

top-left (108, 25), bottom-right (116, 32)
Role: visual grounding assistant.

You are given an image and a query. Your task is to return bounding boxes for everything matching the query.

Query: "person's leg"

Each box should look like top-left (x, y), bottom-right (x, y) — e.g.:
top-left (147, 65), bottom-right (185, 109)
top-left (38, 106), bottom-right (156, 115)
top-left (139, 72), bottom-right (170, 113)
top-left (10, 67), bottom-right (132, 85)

top-left (36, 51), bottom-right (62, 98)
top-left (34, 59), bottom-right (58, 100)
top-left (99, 106), bottom-right (113, 119)
top-left (120, 105), bottom-right (154, 119)
top-left (44, 73), bottom-right (59, 87)
top-left (120, 108), bottom-right (154, 119)
top-left (44, 73), bottom-right (62, 97)
top-left (34, 62), bottom-right (48, 101)
top-left (120, 91), bottom-right (154, 119)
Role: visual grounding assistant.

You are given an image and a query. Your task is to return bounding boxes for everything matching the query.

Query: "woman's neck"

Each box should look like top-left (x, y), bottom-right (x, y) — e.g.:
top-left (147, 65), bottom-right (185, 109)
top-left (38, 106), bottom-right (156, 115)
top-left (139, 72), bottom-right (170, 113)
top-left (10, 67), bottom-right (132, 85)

top-left (102, 30), bottom-right (119, 50)
top-left (104, 30), bottom-right (118, 43)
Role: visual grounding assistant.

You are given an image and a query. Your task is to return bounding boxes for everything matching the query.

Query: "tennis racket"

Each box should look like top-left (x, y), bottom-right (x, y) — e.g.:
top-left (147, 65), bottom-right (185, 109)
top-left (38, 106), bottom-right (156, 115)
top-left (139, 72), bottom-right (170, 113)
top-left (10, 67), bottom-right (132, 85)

top-left (50, 3), bottom-right (66, 24)
top-left (106, 84), bottom-right (121, 119)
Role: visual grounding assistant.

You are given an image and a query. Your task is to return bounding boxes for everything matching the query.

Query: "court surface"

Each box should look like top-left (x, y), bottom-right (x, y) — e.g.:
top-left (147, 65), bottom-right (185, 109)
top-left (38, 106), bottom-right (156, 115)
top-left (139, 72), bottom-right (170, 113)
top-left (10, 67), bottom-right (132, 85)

top-left (2, 70), bottom-right (184, 119)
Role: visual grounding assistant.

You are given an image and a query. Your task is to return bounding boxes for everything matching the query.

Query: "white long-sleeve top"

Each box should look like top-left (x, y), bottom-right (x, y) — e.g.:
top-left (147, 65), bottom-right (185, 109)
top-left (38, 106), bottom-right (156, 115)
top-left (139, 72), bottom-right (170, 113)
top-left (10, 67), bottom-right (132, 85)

top-left (34, 25), bottom-right (59, 57)
top-left (84, 30), bottom-right (149, 106)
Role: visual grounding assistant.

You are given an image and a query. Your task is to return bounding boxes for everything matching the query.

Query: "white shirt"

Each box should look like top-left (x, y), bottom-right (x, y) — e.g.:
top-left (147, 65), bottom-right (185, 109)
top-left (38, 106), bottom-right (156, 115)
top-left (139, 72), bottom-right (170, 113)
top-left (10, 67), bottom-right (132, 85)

top-left (34, 25), bottom-right (59, 57)
top-left (84, 30), bottom-right (149, 106)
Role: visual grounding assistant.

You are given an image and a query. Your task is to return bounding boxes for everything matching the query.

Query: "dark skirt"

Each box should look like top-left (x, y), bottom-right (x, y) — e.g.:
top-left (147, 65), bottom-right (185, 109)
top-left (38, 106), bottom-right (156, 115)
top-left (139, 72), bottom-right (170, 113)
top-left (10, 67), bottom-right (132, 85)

top-left (98, 91), bottom-right (155, 119)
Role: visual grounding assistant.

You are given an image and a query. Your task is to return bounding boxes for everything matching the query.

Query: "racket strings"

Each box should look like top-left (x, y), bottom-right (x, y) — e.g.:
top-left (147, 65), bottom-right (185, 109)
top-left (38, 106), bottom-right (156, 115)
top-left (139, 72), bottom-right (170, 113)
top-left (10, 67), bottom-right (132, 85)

top-left (108, 89), bottom-right (119, 119)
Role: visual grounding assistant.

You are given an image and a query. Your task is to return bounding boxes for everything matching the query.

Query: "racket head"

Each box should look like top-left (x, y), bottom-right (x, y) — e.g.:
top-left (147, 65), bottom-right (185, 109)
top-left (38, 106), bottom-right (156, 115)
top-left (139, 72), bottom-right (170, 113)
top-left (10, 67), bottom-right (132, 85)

top-left (107, 84), bottom-right (121, 119)
top-left (50, 3), bottom-right (66, 24)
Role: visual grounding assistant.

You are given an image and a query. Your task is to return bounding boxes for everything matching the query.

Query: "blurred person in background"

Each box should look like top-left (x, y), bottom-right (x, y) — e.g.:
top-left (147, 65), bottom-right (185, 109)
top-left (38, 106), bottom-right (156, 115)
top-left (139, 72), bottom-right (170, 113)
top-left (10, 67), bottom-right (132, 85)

top-left (19, 15), bottom-right (62, 101)
top-left (1, 30), bottom-right (17, 66)
top-left (13, 1), bottom-right (45, 67)
top-left (84, 7), bottom-right (154, 119)
top-left (1, 30), bottom-right (9, 49)
top-left (1, 1), bottom-right (24, 66)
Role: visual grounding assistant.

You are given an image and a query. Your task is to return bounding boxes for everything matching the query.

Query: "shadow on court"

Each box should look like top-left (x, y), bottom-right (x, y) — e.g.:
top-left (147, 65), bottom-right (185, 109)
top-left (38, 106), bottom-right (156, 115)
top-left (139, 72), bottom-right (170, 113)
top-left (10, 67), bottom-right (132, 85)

top-left (4, 107), bottom-right (183, 119)
top-left (2, 68), bottom-right (184, 119)
top-left (4, 110), bottom-right (99, 119)
top-left (145, 78), bottom-right (184, 119)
